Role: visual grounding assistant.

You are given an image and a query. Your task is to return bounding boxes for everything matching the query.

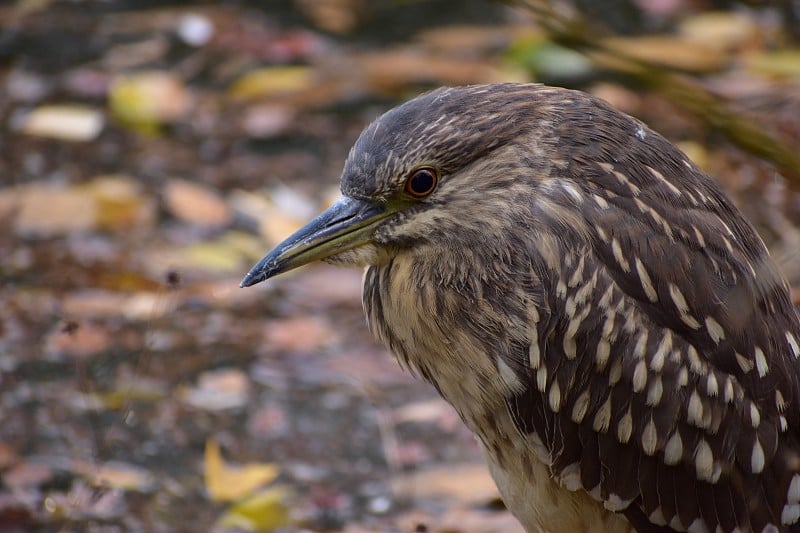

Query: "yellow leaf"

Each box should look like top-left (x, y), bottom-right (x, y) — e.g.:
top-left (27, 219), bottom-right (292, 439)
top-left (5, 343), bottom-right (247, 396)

top-left (215, 488), bottom-right (291, 532)
top-left (229, 66), bottom-right (312, 100)
top-left (109, 71), bottom-right (189, 132)
top-left (600, 35), bottom-right (727, 73)
top-left (746, 50), bottom-right (800, 79)
top-left (185, 241), bottom-right (243, 272)
top-left (204, 440), bottom-right (279, 502)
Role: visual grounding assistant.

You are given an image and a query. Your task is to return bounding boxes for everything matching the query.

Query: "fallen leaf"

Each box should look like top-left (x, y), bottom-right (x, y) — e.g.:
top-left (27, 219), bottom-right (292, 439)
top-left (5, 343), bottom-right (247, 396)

top-left (204, 440), bottom-right (279, 502)
top-left (84, 175), bottom-right (157, 232)
top-left (3, 461), bottom-right (54, 490)
top-left (393, 399), bottom-right (452, 424)
top-left (229, 66), bottom-right (313, 100)
top-left (392, 463), bottom-right (501, 505)
top-left (90, 461), bottom-right (156, 492)
top-left (0, 442), bottom-right (19, 470)
top-left (109, 71), bottom-right (190, 130)
top-left (184, 241), bottom-right (244, 272)
top-left (163, 178), bottom-right (232, 227)
top-left (600, 35), bottom-right (728, 73)
top-left (44, 320), bottom-right (111, 359)
top-left (678, 11), bottom-right (757, 52)
top-left (746, 50), bottom-right (800, 79)
top-left (263, 315), bottom-right (337, 353)
top-left (5, 184), bottom-right (95, 237)
top-left (18, 104), bottom-right (104, 141)
top-left (183, 368), bottom-right (251, 411)
top-left (215, 487), bottom-right (291, 532)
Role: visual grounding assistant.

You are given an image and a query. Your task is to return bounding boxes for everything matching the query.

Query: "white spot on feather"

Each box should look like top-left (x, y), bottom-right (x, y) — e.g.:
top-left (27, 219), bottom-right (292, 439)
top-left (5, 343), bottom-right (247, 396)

top-left (755, 346), bottom-right (769, 377)
top-left (611, 238), bottom-right (631, 272)
top-left (596, 340), bottom-right (611, 371)
top-left (497, 358), bottom-right (525, 393)
top-left (647, 165), bottom-right (682, 196)
top-left (593, 395), bottom-right (612, 433)
top-left (571, 390), bottom-right (591, 423)
top-left (593, 194), bottom-right (609, 209)
top-left (669, 514), bottom-right (686, 531)
top-left (735, 352), bottom-right (754, 373)
top-left (647, 376), bottom-right (663, 406)
top-left (604, 493), bottom-right (634, 512)
top-left (549, 381), bottom-right (562, 412)
top-left (664, 432), bottom-right (683, 465)
top-left (635, 258), bottom-right (658, 302)
top-left (649, 508), bottom-right (668, 526)
top-left (706, 374), bottom-right (719, 397)
top-left (561, 182), bottom-right (584, 204)
top-left (677, 366), bottom-right (689, 387)
top-left (694, 439), bottom-right (714, 481)
top-left (634, 331), bottom-right (648, 359)
top-left (529, 341), bottom-right (541, 369)
top-left (617, 407), bottom-right (633, 443)
top-left (723, 378), bottom-right (735, 403)
top-left (751, 439), bottom-right (765, 473)
top-left (692, 225), bottom-right (706, 247)
top-left (777, 389), bottom-right (788, 412)
top-left (609, 358), bottom-right (623, 385)
top-left (650, 332), bottom-right (671, 372)
top-left (642, 418), bottom-right (658, 455)
top-left (688, 518), bottom-right (710, 533)
top-left (787, 474), bottom-right (800, 502)
top-left (687, 346), bottom-right (706, 375)
top-left (633, 360), bottom-right (648, 393)
top-left (705, 317), bottom-right (725, 343)
top-left (749, 402), bottom-right (761, 428)
top-left (787, 332), bottom-right (800, 358)
top-left (669, 283), bottom-right (701, 329)
top-left (559, 462), bottom-right (582, 491)
top-left (782, 504), bottom-right (800, 526)
top-left (536, 366), bottom-right (547, 392)
top-left (688, 389), bottom-right (704, 427)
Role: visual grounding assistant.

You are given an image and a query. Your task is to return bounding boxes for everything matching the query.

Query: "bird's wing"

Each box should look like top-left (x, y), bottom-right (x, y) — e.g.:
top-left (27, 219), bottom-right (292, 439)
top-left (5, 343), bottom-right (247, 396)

top-left (506, 104), bottom-right (800, 532)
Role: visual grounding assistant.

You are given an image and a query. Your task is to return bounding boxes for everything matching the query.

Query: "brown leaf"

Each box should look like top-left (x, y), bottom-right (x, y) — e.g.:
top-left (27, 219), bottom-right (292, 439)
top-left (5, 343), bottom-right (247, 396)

top-left (3, 462), bottom-right (54, 490)
top-left (392, 463), bottom-right (501, 505)
top-left (262, 315), bottom-right (337, 353)
top-left (163, 178), bottom-right (232, 227)
top-left (84, 175), bottom-right (157, 232)
top-left (3, 184), bottom-right (96, 237)
top-left (44, 320), bottom-right (111, 359)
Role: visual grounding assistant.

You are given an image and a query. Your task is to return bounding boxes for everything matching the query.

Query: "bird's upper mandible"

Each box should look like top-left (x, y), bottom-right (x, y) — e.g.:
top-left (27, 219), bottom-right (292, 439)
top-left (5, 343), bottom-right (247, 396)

top-left (243, 83), bottom-right (800, 533)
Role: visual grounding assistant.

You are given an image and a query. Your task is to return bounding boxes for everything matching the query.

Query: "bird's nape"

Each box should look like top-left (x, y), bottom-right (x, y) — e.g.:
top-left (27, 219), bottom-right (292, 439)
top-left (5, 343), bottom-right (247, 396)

top-left (241, 83), bottom-right (800, 533)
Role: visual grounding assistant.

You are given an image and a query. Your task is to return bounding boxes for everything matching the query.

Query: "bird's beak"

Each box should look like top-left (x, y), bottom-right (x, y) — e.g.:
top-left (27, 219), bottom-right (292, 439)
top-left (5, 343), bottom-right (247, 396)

top-left (240, 196), bottom-right (389, 287)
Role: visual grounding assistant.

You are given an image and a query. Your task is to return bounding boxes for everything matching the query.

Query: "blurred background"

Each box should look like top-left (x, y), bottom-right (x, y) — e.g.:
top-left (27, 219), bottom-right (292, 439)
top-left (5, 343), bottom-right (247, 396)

top-left (1, 1), bottom-right (799, 531)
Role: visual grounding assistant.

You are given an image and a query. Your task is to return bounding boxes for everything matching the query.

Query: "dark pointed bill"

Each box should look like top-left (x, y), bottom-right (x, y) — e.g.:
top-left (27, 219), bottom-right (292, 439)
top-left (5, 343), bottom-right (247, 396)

top-left (240, 197), bottom-right (388, 288)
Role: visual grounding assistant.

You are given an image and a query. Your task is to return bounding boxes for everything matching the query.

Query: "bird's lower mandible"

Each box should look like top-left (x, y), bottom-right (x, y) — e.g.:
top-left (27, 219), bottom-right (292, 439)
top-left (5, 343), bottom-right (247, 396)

top-left (242, 83), bottom-right (800, 533)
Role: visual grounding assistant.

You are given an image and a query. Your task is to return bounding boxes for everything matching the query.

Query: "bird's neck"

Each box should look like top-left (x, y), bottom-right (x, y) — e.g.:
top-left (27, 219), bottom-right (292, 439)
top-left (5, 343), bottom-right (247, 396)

top-left (362, 247), bottom-right (536, 430)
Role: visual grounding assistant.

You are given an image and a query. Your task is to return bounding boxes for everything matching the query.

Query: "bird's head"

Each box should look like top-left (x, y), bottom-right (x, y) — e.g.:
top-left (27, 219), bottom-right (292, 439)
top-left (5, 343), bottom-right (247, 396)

top-left (241, 83), bottom-right (562, 288)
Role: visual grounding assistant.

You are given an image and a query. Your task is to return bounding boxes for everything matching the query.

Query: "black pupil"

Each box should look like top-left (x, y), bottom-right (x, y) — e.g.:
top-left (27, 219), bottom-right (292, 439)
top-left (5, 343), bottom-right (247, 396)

top-left (410, 170), bottom-right (434, 194)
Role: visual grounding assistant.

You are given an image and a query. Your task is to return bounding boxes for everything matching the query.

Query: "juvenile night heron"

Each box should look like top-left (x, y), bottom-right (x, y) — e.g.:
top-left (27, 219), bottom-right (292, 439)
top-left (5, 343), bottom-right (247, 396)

top-left (241, 83), bottom-right (800, 532)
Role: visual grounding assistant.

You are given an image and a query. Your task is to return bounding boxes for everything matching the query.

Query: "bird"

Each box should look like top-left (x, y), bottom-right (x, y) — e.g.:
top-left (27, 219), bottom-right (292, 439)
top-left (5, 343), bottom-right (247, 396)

top-left (241, 83), bottom-right (800, 533)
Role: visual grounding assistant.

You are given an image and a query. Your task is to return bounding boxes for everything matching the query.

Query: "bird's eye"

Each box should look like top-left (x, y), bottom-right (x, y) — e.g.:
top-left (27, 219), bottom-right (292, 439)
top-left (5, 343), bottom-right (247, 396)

top-left (404, 168), bottom-right (438, 198)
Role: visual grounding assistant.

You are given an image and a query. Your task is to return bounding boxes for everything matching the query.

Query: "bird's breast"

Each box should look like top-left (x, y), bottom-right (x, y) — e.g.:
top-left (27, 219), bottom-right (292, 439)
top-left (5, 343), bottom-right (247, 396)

top-left (362, 257), bottom-right (632, 533)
